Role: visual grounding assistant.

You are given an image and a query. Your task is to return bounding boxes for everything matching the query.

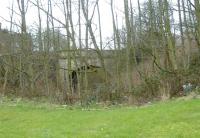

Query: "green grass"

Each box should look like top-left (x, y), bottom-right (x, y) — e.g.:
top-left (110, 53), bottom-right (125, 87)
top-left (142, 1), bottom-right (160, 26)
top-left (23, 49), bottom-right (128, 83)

top-left (0, 99), bottom-right (200, 138)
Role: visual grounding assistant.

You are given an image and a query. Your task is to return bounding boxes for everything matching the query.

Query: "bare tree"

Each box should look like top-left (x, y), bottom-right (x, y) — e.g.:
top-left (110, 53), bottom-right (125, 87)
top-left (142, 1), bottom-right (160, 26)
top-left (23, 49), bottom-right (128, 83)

top-left (124, 0), bottom-right (132, 92)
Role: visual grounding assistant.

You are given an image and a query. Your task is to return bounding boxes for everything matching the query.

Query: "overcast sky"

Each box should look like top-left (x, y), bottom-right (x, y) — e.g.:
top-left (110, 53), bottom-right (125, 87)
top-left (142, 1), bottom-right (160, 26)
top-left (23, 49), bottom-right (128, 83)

top-left (0, 0), bottom-right (147, 40)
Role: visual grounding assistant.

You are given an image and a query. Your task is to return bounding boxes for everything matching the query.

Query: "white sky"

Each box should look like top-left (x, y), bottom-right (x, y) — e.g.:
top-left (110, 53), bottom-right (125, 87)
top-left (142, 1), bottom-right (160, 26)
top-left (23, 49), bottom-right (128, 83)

top-left (0, 0), bottom-right (145, 40)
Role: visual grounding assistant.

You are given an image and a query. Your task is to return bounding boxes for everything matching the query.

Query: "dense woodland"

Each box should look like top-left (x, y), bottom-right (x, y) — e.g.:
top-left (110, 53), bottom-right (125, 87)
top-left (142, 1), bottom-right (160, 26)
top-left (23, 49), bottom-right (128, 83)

top-left (0, 0), bottom-right (200, 105)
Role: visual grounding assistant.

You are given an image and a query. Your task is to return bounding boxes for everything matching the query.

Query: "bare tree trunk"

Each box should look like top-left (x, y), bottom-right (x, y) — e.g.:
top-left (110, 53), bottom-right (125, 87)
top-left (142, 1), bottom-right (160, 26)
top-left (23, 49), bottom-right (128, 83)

top-left (97, 2), bottom-right (103, 51)
top-left (194, 0), bottom-right (200, 51)
top-left (77, 0), bottom-right (82, 98)
top-left (185, 0), bottom-right (193, 68)
top-left (17, 0), bottom-right (28, 93)
top-left (148, 0), bottom-right (156, 70)
top-left (37, 0), bottom-right (43, 51)
top-left (63, 0), bottom-right (72, 96)
top-left (44, 0), bottom-right (50, 96)
top-left (110, 0), bottom-right (122, 96)
top-left (67, 0), bottom-right (79, 95)
top-left (83, 0), bottom-right (89, 100)
top-left (124, 0), bottom-right (132, 92)
top-left (178, 0), bottom-right (186, 67)
top-left (164, 0), bottom-right (177, 71)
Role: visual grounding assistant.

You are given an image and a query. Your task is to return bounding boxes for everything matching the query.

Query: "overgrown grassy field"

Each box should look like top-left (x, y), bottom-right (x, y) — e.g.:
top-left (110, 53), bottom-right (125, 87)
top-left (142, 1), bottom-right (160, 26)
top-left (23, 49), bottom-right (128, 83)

top-left (0, 99), bottom-right (200, 138)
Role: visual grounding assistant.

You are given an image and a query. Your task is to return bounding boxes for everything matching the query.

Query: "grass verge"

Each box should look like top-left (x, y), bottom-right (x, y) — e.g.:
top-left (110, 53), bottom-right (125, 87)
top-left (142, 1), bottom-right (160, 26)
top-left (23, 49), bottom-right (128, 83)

top-left (0, 98), bottom-right (200, 138)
